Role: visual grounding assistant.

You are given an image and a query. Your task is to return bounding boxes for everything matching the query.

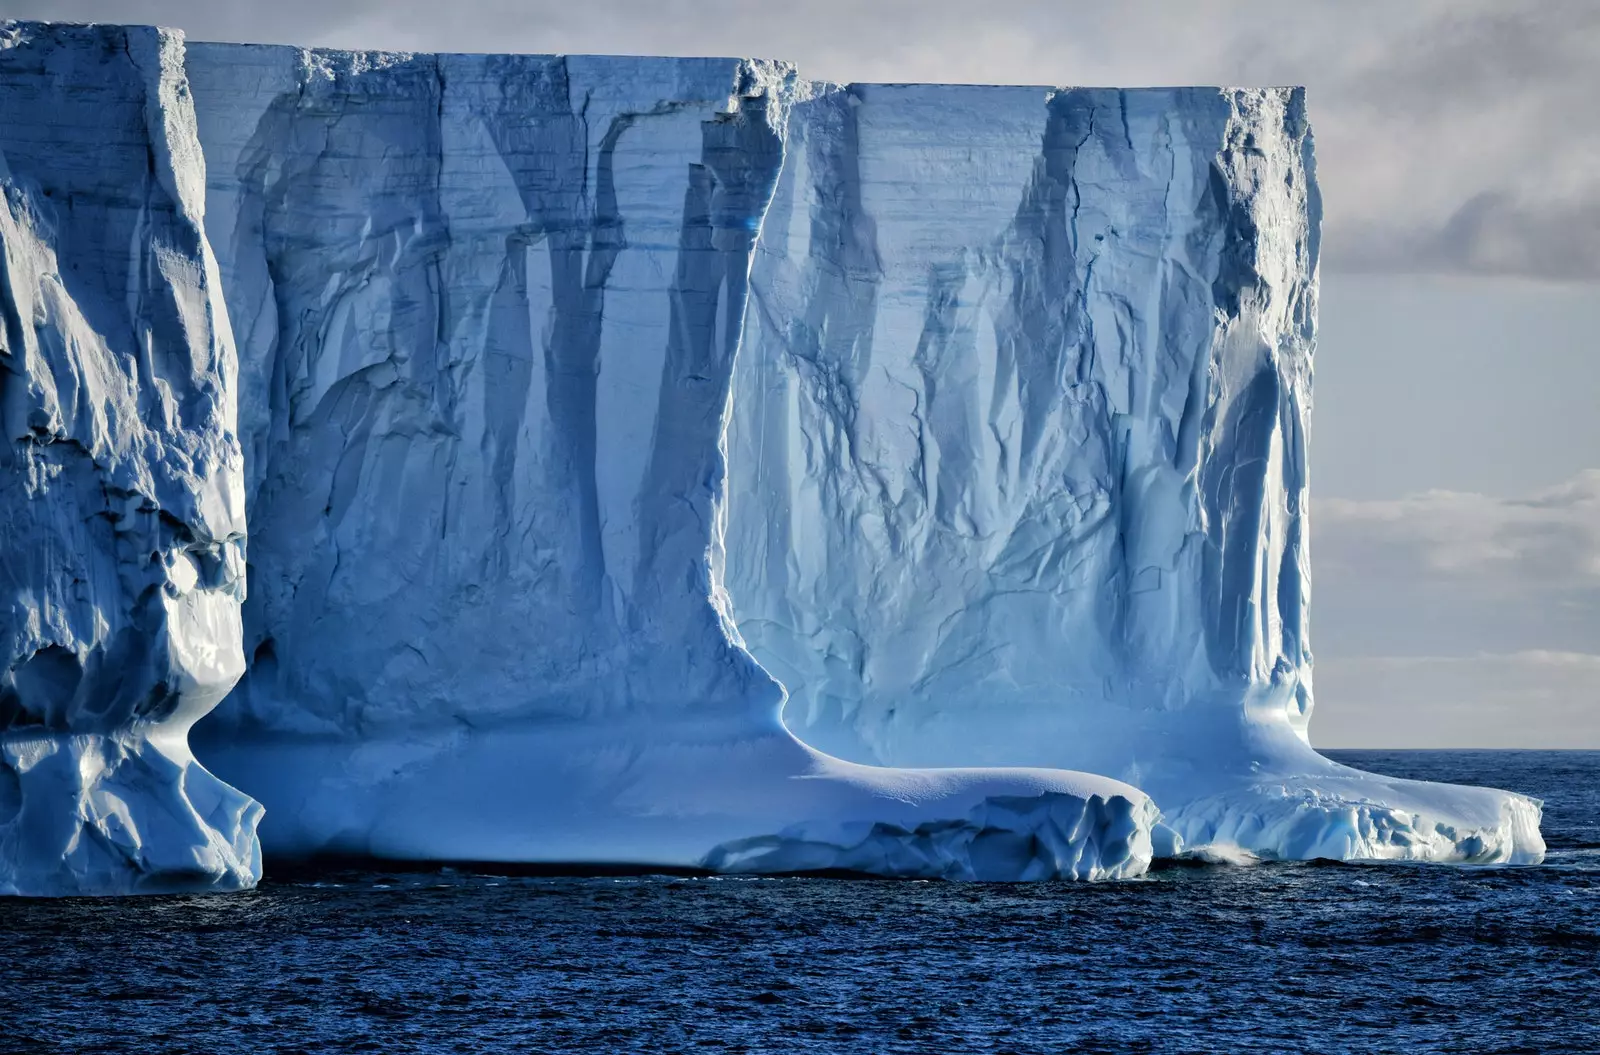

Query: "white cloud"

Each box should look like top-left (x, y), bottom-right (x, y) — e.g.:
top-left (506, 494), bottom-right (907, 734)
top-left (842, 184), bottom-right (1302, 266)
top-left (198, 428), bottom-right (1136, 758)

top-left (1316, 469), bottom-right (1600, 585)
top-left (1311, 472), bottom-right (1600, 660)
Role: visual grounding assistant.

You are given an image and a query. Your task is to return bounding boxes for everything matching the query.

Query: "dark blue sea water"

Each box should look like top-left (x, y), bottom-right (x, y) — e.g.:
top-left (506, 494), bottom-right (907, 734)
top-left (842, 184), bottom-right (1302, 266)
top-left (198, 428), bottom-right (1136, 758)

top-left (4, 751), bottom-right (1598, 1055)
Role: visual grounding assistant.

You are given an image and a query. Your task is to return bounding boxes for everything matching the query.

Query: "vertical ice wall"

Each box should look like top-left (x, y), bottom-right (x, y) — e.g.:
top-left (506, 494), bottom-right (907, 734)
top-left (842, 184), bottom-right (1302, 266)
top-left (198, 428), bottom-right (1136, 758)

top-left (0, 23), bottom-right (259, 895)
top-left (729, 84), bottom-right (1316, 766)
top-left (183, 45), bottom-right (1154, 878)
top-left (189, 48), bottom-right (790, 741)
top-left (725, 84), bottom-right (1543, 863)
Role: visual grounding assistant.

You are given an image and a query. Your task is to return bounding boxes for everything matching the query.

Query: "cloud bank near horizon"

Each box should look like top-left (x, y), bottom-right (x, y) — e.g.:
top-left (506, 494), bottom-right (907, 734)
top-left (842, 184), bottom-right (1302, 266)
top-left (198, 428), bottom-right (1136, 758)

top-left (1312, 470), bottom-right (1600, 747)
top-left (3, 0), bottom-right (1597, 282)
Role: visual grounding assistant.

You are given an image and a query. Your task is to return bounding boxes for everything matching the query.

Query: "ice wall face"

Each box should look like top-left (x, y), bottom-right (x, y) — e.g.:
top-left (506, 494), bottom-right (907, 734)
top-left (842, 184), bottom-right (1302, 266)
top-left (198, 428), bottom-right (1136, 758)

top-left (725, 84), bottom-right (1543, 863)
top-left (181, 45), bottom-right (1154, 878)
top-left (0, 23), bottom-right (260, 895)
top-left (728, 84), bottom-right (1316, 771)
top-left (189, 48), bottom-right (787, 739)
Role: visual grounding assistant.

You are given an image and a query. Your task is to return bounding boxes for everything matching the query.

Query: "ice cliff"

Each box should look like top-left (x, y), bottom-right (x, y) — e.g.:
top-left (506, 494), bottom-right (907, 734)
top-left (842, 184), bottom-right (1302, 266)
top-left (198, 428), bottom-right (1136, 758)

top-left (178, 44), bottom-right (1153, 884)
top-left (0, 23), bottom-right (259, 895)
top-left (0, 23), bottom-right (1541, 895)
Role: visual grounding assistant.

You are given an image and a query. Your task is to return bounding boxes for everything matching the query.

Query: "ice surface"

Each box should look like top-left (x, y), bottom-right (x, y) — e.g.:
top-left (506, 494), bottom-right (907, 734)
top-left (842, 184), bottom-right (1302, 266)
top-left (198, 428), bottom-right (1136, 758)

top-left (0, 23), bottom-right (259, 895)
top-left (0, 22), bottom-right (1542, 894)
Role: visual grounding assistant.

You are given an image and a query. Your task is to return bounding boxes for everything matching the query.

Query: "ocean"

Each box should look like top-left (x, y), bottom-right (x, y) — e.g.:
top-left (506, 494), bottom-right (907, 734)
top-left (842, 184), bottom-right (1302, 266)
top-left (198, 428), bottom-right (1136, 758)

top-left (4, 750), bottom-right (1597, 1054)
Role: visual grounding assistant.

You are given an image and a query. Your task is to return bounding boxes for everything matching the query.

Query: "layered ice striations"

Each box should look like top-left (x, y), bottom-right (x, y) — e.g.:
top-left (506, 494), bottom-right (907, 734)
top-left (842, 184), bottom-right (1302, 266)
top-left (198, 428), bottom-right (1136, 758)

top-left (0, 23), bottom-right (1542, 894)
top-left (725, 83), bottom-right (1543, 865)
top-left (0, 23), bottom-right (259, 895)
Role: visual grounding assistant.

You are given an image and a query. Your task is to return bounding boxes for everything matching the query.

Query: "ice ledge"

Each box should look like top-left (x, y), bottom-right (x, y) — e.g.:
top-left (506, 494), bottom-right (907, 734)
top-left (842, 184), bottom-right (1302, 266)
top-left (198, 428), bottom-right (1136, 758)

top-left (1153, 751), bottom-right (1547, 866)
top-left (196, 727), bottom-right (1156, 882)
top-left (706, 790), bottom-right (1155, 881)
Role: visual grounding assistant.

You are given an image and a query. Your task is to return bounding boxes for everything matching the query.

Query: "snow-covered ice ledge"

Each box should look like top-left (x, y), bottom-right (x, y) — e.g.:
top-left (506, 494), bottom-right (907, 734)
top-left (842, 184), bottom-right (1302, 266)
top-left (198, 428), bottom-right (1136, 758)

top-left (1153, 702), bottom-right (1545, 864)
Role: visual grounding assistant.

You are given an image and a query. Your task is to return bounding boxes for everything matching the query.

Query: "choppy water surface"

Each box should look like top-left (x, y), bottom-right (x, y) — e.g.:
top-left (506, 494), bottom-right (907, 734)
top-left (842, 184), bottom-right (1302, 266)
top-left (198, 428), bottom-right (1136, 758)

top-left (4, 751), bottom-right (1598, 1054)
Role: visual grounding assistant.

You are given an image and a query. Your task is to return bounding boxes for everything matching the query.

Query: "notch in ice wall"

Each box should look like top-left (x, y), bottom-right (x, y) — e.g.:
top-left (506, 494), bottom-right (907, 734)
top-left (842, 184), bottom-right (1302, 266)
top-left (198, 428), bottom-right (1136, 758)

top-left (0, 23), bottom-right (260, 896)
top-left (726, 82), bottom-right (1544, 863)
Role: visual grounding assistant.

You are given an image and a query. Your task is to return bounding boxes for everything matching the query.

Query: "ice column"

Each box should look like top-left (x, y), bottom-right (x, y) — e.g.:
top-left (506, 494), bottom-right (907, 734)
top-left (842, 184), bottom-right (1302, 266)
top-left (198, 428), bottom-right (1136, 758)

top-left (0, 23), bottom-right (259, 896)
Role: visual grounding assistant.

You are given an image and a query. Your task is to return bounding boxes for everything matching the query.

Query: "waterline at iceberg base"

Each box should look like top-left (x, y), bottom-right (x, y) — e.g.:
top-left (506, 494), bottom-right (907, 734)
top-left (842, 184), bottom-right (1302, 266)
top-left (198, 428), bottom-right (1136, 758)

top-left (0, 22), bottom-right (1539, 895)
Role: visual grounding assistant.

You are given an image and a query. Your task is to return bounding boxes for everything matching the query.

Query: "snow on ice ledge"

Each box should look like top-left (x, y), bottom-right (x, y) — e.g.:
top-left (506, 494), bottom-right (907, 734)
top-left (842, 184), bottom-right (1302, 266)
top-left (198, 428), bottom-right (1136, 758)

top-left (1155, 713), bottom-right (1546, 864)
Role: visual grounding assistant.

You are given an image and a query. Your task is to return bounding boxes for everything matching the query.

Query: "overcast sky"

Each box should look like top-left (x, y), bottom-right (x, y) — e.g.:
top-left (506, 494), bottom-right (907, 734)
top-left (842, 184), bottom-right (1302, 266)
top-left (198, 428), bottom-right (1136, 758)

top-left (4, 0), bottom-right (1595, 746)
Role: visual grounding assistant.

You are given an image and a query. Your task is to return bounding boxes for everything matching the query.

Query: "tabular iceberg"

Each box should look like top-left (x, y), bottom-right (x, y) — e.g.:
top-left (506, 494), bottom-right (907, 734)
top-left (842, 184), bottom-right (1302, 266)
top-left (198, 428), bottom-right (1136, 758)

top-left (0, 21), bottom-right (1541, 895)
top-left (0, 23), bottom-right (259, 895)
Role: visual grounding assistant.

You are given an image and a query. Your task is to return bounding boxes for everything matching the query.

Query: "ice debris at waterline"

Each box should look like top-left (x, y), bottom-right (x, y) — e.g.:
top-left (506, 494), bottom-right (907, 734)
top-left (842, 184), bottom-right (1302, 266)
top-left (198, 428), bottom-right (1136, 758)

top-left (0, 22), bottom-right (1540, 896)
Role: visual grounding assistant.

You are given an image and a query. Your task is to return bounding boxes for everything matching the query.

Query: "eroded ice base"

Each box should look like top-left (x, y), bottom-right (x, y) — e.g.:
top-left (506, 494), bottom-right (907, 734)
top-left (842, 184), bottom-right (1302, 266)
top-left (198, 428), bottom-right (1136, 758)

top-left (1158, 729), bottom-right (1546, 866)
top-left (834, 686), bottom-right (1546, 867)
top-left (0, 733), bottom-right (261, 896)
top-left (197, 724), bottom-right (1154, 881)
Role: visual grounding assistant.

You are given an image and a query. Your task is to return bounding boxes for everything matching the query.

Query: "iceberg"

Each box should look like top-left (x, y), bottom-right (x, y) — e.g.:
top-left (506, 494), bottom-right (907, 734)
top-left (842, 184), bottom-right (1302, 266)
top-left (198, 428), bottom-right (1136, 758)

top-left (0, 23), bottom-right (259, 896)
top-left (179, 44), bottom-right (1153, 883)
top-left (0, 21), bottom-right (1541, 894)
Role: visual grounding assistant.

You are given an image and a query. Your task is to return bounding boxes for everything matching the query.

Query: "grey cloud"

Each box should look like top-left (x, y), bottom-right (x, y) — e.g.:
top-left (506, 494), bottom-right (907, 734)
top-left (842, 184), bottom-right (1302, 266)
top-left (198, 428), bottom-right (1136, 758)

top-left (1327, 192), bottom-right (1600, 282)
top-left (2, 0), bottom-right (1596, 279)
top-left (0, 0), bottom-right (378, 42)
top-left (1224, 1), bottom-right (1600, 280)
top-left (1326, 2), bottom-right (1600, 114)
top-left (1312, 471), bottom-right (1600, 657)
top-left (1422, 193), bottom-right (1600, 281)
top-left (1311, 651), bottom-right (1600, 748)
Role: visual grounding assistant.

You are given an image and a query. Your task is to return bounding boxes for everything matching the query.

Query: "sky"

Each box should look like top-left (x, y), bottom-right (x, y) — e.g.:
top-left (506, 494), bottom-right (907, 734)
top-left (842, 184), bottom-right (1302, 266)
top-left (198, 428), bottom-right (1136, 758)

top-left (4, 0), bottom-right (1595, 747)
